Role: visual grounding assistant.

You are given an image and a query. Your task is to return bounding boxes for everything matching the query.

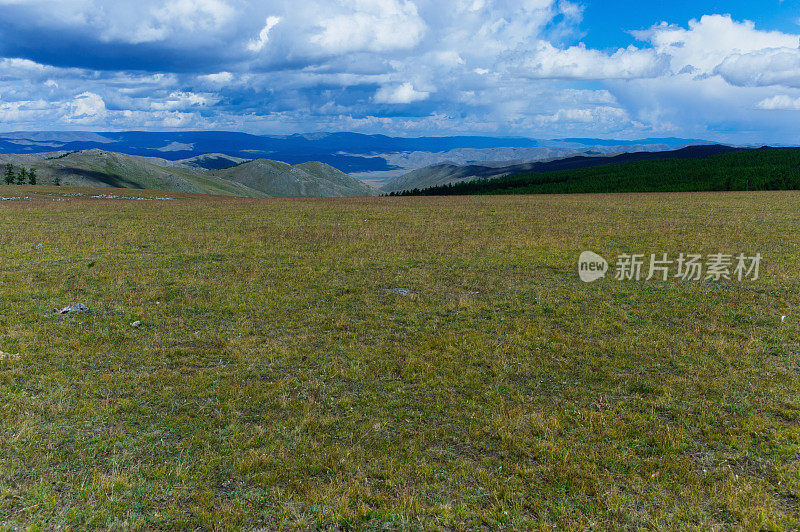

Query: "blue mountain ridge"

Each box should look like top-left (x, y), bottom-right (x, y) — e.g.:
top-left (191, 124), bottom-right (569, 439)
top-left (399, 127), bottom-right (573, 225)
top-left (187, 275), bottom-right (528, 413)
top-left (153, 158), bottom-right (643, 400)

top-left (0, 131), bottom-right (710, 173)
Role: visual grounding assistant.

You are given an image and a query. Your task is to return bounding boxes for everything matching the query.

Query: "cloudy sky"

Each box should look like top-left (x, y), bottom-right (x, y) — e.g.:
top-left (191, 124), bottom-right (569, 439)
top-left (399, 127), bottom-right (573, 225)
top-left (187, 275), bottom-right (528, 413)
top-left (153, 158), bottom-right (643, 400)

top-left (0, 0), bottom-right (799, 142)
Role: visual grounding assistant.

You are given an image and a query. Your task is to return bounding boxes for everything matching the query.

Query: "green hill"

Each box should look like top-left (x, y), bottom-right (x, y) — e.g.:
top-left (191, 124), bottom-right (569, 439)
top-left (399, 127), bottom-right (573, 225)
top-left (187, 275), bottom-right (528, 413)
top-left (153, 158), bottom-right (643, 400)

top-left (0, 150), bottom-right (377, 197)
top-left (214, 159), bottom-right (378, 197)
top-left (0, 150), bottom-right (264, 197)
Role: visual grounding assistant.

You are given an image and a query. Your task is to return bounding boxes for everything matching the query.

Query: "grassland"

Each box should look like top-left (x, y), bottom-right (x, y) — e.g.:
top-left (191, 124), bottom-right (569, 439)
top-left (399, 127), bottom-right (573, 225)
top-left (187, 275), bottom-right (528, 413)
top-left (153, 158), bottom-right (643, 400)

top-left (1, 186), bottom-right (799, 529)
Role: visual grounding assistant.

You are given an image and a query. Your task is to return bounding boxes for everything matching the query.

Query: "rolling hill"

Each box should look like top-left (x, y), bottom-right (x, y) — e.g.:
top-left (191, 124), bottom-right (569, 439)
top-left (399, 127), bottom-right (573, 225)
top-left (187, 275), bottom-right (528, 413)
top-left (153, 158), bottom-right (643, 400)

top-left (0, 150), bottom-right (377, 197)
top-left (213, 159), bottom-right (378, 197)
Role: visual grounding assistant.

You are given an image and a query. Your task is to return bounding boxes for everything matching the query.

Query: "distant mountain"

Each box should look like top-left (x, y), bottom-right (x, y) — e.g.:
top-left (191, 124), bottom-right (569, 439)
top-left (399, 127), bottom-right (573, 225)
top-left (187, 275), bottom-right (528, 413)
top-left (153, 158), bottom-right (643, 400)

top-left (382, 145), bottom-right (739, 193)
top-left (0, 150), bottom-right (376, 197)
top-left (0, 131), bottom-right (713, 177)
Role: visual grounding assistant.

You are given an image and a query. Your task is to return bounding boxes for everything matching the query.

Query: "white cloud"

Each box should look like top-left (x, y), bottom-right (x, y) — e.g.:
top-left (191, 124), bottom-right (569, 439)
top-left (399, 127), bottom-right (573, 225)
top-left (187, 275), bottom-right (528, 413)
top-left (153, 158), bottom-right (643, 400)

top-left (133, 0), bottom-right (235, 43)
top-left (309, 0), bottom-right (426, 54)
top-left (632, 15), bottom-right (800, 75)
top-left (199, 71), bottom-right (235, 85)
top-left (150, 91), bottom-right (219, 111)
top-left (756, 94), bottom-right (800, 110)
top-left (65, 92), bottom-right (107, 122)
top-left (0, 99), bottom-right (52, 124)
top-left (247, 16), bottom-right (281, 52)
top-left (374, 82), bottom-right (430, 104)
top-left (533, 106), bottom-right (629, 126)
top-left (515, 42), bottom-right (666, 80)
top-left (716, 48), bottom-right (800, 88)
top-left (513, 14), bottom-right (800, 83)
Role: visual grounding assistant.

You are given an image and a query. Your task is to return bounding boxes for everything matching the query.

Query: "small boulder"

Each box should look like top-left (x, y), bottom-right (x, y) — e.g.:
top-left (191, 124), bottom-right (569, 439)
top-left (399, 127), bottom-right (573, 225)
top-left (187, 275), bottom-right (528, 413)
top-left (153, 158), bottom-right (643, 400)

top-left (385, 288), bottom-right (413, 296)
top-left (0, 351), bottom-right (20, 361)
top-left (55, 303), bottom-right (89, 314)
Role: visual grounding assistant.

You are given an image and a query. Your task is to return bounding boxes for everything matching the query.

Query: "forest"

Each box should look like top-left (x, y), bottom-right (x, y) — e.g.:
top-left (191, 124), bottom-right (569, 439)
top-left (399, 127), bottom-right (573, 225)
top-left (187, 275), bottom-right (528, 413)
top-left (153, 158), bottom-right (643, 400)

top-left (392, 148), bottom-right (800, 196)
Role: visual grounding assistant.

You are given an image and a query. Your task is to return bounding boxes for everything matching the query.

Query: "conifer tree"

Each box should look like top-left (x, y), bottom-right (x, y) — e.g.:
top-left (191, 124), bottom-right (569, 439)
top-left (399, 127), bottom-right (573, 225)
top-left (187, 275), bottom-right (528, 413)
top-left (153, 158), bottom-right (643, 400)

top-left (3, 163), bottom-right (13, 185)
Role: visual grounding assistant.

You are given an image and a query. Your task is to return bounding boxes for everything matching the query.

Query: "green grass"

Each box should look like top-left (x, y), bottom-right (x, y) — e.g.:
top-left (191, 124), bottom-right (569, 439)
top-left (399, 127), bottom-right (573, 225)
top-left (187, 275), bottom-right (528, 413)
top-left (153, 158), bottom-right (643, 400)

top-left (1, 186), bottom-right (800, 529)
top-left (397, 148), bottom-right (800, 196)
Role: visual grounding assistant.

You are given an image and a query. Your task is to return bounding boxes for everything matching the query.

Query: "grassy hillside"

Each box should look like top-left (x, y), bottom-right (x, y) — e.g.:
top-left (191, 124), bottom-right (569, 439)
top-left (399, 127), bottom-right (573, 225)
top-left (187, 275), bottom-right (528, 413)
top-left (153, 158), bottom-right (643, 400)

top-left (3, 150), bottom-right (267, 197)
top-left (0, 188), bottom-right (799, 528)
top-left (0, 150), bottom-right (378, 197)
top-left (395, 147), bottom-right (800, 195)
top-left (215, 159), bottom-right (377, 197)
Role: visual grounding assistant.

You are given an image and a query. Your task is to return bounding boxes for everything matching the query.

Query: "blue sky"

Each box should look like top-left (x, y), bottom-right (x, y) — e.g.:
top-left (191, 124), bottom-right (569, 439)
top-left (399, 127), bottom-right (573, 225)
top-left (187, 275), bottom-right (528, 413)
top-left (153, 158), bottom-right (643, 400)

top-left (580, 1), bottom-right (800, 48)
top-left (0, 0), bottom-right (799, 143)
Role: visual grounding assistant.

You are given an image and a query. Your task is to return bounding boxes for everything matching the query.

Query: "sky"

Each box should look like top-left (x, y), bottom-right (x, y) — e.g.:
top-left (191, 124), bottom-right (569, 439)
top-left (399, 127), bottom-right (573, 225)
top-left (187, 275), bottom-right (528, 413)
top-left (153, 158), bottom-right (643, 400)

top-left (0, 0), bottom-right (799, 143)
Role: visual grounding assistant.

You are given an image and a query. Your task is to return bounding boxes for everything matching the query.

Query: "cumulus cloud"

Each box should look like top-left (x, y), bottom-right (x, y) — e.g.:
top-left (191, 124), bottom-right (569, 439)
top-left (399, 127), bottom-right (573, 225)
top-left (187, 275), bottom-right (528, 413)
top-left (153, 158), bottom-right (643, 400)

top-left (65, 92), bottom-right (107, 122)
top-left (103, 0), bottom-right (237, 44)
top-left (716, 48), bottom-right (800, 88)
top-left (513, 42), bottom-right (666, 80)
top-left (633, 15), bottom-right (799, 75)
top-left (374, 83), bottom-right (430, 104)
top-left (198, 71), bottom-right (234, 85)
top-left (513, 14), bottom-right (800, 83)
top-left (309, 0), bottom-right (426, 54)
top-left (149, 91), bottom-right (219, 111)
top-left (756, 95), bottom-right (800, 110)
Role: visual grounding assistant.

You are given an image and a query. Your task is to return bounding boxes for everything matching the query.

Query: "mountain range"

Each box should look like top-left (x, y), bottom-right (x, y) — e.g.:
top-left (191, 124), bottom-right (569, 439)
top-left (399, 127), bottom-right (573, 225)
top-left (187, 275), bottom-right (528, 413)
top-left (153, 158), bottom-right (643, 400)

top-left (0, 131), bottom-right (753, 197)
top-left (0, 131), bottom-right (712, 180)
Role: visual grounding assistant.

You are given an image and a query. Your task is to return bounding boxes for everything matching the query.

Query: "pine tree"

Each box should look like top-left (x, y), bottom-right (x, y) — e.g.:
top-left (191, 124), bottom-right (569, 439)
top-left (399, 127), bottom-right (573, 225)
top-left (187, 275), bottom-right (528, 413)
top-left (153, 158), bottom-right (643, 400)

top-left (3, 164), bottom-right (13, 185)
top-left (28, 167), bottom-right (37, 185)
top-left (16, 168), bottom-right (27, 185)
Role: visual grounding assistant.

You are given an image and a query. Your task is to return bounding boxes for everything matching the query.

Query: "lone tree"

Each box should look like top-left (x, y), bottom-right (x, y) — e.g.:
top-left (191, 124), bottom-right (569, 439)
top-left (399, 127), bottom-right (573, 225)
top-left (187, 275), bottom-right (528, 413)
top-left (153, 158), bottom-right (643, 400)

top-left (28, 167), bottom-right (37, 185)
top-left (3, 163), bottom-right (13, 185)
top-left (16, 167), bottom-right (27, 185)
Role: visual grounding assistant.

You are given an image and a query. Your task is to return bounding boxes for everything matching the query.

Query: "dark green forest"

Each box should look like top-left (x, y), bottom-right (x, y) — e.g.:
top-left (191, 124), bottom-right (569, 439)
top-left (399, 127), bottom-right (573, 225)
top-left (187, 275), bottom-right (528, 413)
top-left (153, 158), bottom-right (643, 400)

top-left (393, 148), bottom-right (800, 196)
